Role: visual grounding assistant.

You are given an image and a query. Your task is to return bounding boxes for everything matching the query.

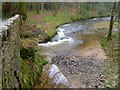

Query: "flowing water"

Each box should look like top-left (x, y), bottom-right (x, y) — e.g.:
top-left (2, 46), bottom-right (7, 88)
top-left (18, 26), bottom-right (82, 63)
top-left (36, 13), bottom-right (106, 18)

top-left (34, 17), bottom-right (111, 88)
top-left (38, 17), bottom-right (110, 53)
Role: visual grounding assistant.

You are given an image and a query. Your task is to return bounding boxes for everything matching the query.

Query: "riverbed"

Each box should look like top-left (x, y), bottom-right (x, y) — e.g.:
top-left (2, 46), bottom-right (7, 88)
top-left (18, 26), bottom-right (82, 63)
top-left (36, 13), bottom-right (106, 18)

top-left (34, 17), bottom-right (111, 88)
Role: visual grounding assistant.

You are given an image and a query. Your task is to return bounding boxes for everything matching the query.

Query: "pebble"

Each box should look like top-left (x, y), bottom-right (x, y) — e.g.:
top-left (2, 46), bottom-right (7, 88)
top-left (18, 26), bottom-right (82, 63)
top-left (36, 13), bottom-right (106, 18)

top-left (50, 54), bottom-right (105, 88)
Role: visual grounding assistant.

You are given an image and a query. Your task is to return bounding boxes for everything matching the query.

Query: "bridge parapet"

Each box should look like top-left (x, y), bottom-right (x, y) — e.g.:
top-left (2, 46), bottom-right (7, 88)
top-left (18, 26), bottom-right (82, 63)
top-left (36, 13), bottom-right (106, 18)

top-left (0, 14), bottom-right (20, 88)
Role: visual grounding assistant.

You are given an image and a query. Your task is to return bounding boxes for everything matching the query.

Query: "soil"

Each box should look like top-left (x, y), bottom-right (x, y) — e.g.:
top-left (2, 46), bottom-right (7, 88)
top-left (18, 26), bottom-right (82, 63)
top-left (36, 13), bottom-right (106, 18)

top-left (51, 41), bottom-right (106, 88)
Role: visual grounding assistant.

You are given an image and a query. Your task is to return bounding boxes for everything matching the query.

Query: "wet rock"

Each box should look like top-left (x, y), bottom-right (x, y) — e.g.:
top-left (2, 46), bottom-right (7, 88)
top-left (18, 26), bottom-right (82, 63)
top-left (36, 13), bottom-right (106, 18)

top-left (95, 85), bottom-right (98, 88)
top-left (48, 64), bottom-right (70, 86)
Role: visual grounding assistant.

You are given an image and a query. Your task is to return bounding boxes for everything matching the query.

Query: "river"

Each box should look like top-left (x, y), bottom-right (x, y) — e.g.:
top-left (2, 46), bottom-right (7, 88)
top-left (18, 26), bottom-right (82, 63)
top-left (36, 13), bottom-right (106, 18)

top-left (34, 17), bottom-right (111, 88)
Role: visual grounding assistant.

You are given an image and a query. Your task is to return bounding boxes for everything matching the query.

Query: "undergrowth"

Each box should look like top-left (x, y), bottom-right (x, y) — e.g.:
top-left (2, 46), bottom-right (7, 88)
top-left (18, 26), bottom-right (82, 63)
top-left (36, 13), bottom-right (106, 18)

top-left (100, 31), bottom-right (119, 88)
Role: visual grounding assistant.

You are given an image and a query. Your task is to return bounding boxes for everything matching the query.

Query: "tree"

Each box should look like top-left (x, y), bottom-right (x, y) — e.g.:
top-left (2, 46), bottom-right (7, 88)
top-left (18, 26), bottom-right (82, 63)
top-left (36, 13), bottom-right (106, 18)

top-left (51, 2), bottom-right (60, 16)
top-left (2, 2), bottom-right (12, 17)
top-left (28, 3), bottom-right (33, 10)
top-left (18, 2), bottom-right (27, 20)
top-left (107, 2), bottom-right (116, 41)
top-left (40, 2), bottom-right (45, 12)
top-left (36, 2), bottom-right (40, 14)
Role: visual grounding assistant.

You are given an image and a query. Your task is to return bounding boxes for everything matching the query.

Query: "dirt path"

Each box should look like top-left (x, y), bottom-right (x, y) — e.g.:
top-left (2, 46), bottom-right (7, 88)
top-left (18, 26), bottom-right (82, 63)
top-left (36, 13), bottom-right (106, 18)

top-left (34, 40), bottom-right (106, 88)
top-left (51, 41), bottom-right (106, 88)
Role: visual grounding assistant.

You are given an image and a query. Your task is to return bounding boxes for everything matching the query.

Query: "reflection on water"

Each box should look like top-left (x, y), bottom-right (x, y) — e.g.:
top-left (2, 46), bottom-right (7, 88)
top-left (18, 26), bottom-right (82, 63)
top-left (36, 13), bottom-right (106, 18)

top-left (75, 32), bottom-right (106, 49)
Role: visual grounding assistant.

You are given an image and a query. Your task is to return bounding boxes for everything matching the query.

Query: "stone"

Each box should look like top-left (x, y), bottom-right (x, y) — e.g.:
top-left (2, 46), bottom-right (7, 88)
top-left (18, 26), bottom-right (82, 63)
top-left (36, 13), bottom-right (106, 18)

top-left (1, 14), bottom-right (20, 88)
top-left (48, 64), bottom-right (69, 86)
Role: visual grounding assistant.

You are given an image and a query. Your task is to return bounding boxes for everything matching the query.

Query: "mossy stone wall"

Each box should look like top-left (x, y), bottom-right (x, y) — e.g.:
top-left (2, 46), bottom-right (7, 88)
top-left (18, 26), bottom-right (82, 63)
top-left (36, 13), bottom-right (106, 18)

top-left (0, 15), bottom-right (20, 88)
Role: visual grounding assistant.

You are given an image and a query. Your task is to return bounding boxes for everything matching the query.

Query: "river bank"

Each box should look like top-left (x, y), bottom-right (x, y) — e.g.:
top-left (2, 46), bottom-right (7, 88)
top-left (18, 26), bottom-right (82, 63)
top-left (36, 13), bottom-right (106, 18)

top-left (20, 9), bottom-right (117, 88)
top-left (26, 10), bottom-right (110, 43)
top-left (2, 2), bottom-right (117, 88)
top-left (100, 31), bottom-right (119, 88)
top-left (34, 17), bottom-right (118, 88)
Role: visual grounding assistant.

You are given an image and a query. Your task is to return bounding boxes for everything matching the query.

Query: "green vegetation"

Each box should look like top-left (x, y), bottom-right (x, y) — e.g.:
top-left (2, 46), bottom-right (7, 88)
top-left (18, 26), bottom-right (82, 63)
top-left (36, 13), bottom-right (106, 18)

top-left (18, 2), bottom-right (27, 20)
top-left (2, 2), bottom-right (118, 88)
top-left (20, 39), bottom-right (37, 61)
top-left (0, 2), bottom-right (1, 18)
top-left (19, 23), bottom-right (47, 87)
top-left (26, 8), bottom-right (111, 40)
top-left (101, 31), bottom-right (119, 87)
top-left (2, 2), bottom-right (113, 39)
top-left (2, 2), bottom-right (113, 41)
top-left (25, 10), bottom-right (78, 42)
top-left (42, 11), bottom-right (78, 37)
top-left (20, 44), bottom-right (46, 88)
top-left (92, 21), bottom-right (118, 31)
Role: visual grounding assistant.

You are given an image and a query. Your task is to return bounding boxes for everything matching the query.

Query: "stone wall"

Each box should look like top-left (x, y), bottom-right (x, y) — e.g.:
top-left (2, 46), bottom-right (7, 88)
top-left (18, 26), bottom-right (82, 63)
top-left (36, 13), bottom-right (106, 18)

top-left (0, 14), bottom-right (20, 88)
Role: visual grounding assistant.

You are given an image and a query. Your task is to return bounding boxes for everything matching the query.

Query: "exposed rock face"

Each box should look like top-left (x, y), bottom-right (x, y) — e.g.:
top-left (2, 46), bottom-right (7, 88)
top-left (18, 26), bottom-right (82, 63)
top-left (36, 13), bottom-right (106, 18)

top-left (48, 64), bottom-right (69, 85)
top-left (34, 63), bottom-right (70, 88)
top-left (0, 15), bottom-right (20, 88)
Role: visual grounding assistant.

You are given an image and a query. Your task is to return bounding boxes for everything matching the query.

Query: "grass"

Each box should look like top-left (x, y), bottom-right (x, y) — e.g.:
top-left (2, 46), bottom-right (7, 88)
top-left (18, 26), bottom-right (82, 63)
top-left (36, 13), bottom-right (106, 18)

top-left (100, 31), bottom-right (119, 88)
top-left (27, 10), bottom-right (78, 38)
top-left (26, 9), bottom-right (111, 40)
top-left (20, 45), bottom-right (47, 88)
top-left (92, 21), bottom-right (118, 30)
top-left (42, 11), bottom-right (78, 37)
top-left (19, 36), bottom-right (47, 88)
top-left (26, 8), bottom-right (111, 41)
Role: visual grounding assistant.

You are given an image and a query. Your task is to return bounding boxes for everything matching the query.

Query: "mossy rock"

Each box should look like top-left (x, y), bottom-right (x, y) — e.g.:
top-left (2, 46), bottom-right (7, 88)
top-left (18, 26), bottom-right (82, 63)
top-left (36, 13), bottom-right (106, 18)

top-left (20, 38), bottom-right (38, 62)
top-left (21, 38), bottom-right (38, 49)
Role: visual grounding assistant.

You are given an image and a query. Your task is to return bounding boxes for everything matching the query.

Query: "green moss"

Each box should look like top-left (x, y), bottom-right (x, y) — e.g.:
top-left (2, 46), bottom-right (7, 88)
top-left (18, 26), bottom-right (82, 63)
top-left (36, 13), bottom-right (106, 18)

top-left (20, 47), bottom-right (35, 61)
top-left (20, 38), bottom-right (38, 61)
top-left (20, 40), bottom-right (47, 88)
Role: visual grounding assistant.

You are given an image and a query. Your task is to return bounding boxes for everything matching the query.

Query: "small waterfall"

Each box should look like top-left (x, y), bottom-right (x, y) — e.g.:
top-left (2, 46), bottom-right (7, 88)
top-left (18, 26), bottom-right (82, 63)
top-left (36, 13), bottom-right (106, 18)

top-left (38, 26), bottom-right (74, 47)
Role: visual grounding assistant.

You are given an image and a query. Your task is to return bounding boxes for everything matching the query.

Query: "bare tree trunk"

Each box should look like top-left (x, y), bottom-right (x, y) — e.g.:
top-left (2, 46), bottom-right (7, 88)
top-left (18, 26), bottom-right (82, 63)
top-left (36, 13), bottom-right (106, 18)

top-left (107, 2), bottom-right (116, 41)
top-left (52, 3), bottom-right (58, 16)
top-left (88, 2), bottom-right (92, 10)
top-left (28, 3), bottom-right (32, 10)
top-left (41, 2), bottom-right (44, 12)
top-left (36, 3), bottom-right (40, 14)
